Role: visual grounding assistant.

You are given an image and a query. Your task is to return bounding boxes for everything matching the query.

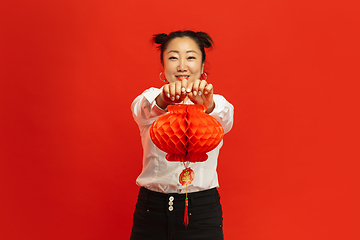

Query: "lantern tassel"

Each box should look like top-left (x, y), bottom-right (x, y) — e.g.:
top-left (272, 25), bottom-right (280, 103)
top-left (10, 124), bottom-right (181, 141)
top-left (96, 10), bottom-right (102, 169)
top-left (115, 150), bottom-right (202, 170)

top-left (184, 184), bottom-right (189, 228)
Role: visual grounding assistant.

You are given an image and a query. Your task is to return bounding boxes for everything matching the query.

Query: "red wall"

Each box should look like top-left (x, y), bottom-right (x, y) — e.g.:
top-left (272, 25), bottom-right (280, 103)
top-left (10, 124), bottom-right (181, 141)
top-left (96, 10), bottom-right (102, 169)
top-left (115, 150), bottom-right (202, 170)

top-left (1, 1), bottom-right (359, 239)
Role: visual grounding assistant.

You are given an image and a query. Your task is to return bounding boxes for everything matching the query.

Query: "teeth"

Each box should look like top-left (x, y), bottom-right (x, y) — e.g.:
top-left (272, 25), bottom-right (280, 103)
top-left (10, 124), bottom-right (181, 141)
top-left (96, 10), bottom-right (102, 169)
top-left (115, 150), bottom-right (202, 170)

top-left (177, 76), bottom-right (189, 78)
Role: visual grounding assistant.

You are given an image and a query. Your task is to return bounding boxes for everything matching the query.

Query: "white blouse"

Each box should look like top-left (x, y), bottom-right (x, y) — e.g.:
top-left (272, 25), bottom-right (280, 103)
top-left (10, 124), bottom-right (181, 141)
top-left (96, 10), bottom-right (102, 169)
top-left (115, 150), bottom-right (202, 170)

top-left (131, 87), bottom-right (234, 193)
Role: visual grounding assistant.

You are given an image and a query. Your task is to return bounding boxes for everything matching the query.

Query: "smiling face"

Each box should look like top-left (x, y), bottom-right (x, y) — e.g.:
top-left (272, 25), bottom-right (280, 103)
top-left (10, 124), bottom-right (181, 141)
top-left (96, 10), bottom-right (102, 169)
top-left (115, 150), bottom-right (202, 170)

top-left (163, 37), bottom-right (204, 83)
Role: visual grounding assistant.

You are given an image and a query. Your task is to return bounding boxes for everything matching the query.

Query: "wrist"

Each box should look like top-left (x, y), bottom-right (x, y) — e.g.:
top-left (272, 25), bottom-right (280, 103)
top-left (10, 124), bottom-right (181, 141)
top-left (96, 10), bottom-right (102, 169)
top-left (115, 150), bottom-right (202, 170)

top-left (205, 101), bottom-right (215, 114)
top-left (156, 93), bottom-right (172, 110)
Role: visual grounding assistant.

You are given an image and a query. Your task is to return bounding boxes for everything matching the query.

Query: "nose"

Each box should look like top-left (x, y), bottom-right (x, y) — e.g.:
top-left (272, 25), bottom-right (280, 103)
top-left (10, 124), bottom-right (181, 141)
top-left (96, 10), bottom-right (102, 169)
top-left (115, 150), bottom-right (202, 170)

top-left (177, 58), bottom-right (187, 72)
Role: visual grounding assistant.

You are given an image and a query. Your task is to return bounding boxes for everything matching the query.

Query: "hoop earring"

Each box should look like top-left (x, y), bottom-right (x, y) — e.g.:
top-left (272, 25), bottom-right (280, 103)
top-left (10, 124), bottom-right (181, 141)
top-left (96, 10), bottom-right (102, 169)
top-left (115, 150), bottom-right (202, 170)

top-left (200, 72), bottom-right (208, 81)
top-left (159, 72), bottom-right (167, 83)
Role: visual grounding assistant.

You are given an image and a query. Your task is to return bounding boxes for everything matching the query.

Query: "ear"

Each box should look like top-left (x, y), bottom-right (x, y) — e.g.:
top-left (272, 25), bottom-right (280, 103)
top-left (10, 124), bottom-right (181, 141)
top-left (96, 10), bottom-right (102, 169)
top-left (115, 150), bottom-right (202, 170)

top-left (201, 63), bottom-right (205, 73)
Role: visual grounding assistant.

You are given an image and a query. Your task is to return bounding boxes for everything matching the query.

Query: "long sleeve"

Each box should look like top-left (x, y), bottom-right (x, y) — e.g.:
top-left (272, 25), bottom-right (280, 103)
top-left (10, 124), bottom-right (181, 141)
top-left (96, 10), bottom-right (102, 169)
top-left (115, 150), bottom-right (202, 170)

top-left (210, 94), bottom-right (234, 134)
top-left (131, 87), bottom-right (167, 131)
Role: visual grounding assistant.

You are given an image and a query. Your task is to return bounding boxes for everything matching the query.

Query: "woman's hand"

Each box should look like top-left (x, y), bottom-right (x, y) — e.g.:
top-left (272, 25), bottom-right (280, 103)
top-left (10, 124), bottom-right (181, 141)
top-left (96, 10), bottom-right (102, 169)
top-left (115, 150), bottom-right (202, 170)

top-left (156, 81), bottom-right (187, 110)
top-left (156, 79), bottom-right (215, 114)
top-left (185, 79), bottom-right (215, 113)
top-left (162, 80), bottom-right (188, 103)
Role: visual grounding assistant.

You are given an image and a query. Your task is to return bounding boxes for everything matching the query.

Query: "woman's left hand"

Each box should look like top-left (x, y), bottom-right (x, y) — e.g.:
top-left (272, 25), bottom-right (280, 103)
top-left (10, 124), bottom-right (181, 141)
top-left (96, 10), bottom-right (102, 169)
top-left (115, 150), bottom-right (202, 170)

top-left (185, 79), bottom-right (215, 114)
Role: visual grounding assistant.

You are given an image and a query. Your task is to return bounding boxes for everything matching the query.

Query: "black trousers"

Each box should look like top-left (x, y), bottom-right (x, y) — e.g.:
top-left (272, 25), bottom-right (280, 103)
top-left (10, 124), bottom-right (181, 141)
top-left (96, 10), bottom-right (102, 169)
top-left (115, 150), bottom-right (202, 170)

top-left (130, 187), bottom-right (224, 240)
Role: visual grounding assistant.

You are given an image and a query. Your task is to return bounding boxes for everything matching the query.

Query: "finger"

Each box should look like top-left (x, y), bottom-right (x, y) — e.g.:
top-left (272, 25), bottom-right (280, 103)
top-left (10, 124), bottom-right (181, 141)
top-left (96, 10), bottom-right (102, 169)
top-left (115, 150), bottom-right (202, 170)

top-left (163, 84), bottom-right (171, 100)
top-left (204, 83), bottom-right (213, 95)
top-left (181, 79), bottom-right (187, 95)
top-left (192, 79), bottom-right (201, 96)
top-left (186, 82), bottom-right (193, 95)
top-left (169, 83), bottom-right (176, 101)
top-left (175, 82), bottom-right (182, 100)
top-left (198, 80), bottom-right (207, 96)
top-left (179, 80), bottom-right (188, 101)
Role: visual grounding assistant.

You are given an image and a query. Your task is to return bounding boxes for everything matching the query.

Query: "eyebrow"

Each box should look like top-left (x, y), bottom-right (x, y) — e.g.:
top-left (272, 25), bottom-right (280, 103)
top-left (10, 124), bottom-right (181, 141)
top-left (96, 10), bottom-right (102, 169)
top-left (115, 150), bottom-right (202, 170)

top-left (167, 50), bottom-right (199, 54)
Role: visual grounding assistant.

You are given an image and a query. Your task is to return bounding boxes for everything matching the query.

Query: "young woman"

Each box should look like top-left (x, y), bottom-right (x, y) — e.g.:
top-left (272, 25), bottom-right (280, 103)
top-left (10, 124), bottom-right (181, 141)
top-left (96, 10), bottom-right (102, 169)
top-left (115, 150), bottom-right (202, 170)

top-left (130, 30), bottom-right (234, 240)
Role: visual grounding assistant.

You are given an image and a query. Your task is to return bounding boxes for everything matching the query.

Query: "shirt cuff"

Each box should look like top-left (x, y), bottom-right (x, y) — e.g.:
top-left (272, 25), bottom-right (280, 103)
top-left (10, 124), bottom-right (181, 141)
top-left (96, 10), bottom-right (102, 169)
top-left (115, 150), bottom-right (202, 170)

top-left (143, 87), bottom-right (167, 117)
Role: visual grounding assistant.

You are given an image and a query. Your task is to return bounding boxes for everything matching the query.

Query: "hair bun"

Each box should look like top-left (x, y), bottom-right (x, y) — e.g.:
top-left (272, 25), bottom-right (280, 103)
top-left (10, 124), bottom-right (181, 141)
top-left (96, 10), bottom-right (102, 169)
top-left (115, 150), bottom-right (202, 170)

top-left (153, 33), bottom-right (168, 44)
top-left (196, 32), bottom-right (213, 48)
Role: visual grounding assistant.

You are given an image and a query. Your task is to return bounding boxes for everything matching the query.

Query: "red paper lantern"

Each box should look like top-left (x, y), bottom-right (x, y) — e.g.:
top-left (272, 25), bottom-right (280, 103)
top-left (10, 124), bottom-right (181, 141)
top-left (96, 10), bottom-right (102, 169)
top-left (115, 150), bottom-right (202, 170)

top-left (150, 104), bottom-right (224, 163)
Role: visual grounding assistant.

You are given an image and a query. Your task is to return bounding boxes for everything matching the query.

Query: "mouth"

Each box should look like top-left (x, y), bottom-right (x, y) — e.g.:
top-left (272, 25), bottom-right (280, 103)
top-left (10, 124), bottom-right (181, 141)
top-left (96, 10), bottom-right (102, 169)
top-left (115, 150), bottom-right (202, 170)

top-left (175, 75), bottom-right (190, 81)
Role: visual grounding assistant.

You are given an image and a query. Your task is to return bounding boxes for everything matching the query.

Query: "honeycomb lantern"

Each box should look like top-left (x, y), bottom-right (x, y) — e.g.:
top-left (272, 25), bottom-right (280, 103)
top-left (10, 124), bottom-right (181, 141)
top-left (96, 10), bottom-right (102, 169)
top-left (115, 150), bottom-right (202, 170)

top-left (150, 104), bottom-right (224, 163)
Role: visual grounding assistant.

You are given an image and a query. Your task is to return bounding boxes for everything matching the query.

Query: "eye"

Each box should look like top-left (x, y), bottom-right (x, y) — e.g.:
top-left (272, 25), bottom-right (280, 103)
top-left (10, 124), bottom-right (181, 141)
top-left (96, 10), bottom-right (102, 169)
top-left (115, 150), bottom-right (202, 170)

top-left (187, 56), bottom-right (196, 60)
top-left (169, 56), bottom-right (178, 60)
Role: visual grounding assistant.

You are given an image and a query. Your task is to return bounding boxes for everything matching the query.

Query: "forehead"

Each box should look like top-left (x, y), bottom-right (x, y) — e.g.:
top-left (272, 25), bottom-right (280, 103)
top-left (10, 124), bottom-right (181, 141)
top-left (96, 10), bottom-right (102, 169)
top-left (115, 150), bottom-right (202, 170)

top-left (165, 37), bottom-right (201, 53)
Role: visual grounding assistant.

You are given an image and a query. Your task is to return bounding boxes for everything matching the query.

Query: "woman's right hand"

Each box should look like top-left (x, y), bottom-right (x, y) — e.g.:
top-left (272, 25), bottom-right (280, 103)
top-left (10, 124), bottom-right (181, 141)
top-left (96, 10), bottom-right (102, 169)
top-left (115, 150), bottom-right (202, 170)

top-left (162, 81), bottom-right (188, 103)
top-left (156, 81), bottom-right (187, 109)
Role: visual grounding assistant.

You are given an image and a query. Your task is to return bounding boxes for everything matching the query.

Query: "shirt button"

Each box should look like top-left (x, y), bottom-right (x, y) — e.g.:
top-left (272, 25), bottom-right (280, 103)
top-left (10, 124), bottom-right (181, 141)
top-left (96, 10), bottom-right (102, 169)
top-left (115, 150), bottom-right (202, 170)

top-left (168, 206), bottom-right (174, 211)
top-left (168, 201), bottom-right (173, 206)
top-left (169, 196), bottom-right (174, 201)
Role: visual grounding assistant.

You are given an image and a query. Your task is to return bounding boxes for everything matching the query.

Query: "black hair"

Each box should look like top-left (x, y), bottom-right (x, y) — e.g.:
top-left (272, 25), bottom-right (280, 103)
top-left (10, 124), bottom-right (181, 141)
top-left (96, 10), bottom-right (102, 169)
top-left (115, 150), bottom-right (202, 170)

top-left (153, 30), bottom-right (213, 65)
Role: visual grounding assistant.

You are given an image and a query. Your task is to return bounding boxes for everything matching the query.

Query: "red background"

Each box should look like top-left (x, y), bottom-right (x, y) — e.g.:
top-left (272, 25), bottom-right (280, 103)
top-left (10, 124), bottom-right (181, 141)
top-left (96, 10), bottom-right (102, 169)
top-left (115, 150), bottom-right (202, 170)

top-left (1, 0), bottom-right (359, 239)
